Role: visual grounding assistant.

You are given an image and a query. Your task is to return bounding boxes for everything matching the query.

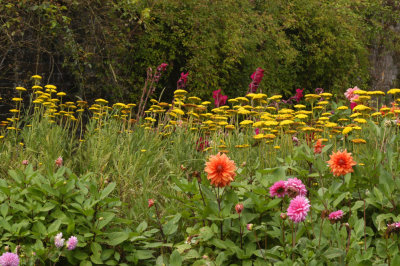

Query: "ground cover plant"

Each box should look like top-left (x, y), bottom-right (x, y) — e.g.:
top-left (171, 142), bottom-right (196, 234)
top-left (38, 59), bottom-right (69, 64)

top-left (1, 74), bottom-right (400, 265)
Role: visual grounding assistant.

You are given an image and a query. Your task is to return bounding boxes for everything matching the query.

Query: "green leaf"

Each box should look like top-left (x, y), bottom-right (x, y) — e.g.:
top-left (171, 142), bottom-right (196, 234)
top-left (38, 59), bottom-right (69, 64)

top-left (100, 182), bottom-right (116, 200)
top-left (134, 250), bottom-right (154, 260)
top-left (106, 232), bottom-right (129, 246)
top-left (91, 242), bottom-right (102, 256)
top-left (90, 255), bottom-right (103, 265)
top-left (98, 212), bottom-right (115, 230)
top-left (324, 248), bottom-right (343, 259)
top-left (373, 187), bottom-right (384, 204)
top-left (211, 238), bottom-right (227, 249)
top-left (48, 219), bottom-right (61, 234)
top-left (333, 192), bottom-right (348, 207)
top-left (79, 260), bottom-right (92, 266)
top-left (0, 204), bottom-right (8, 217)
top-left (32, 221), bottom-right (47, 236)
top-left (136, 221), bottom-right (148, 233)
top-left (352, 201), bottom-right (364, 212)
top-left (215, 252), bottom-right (227, 265)
top-left (199, 226), bottom-right (214, 241)
top-left (74, 250), bottom-right (89, 260)
top-left (266, 198), bottom-right (282, 209)
top-left (169, 250), bottom-right (182, 266)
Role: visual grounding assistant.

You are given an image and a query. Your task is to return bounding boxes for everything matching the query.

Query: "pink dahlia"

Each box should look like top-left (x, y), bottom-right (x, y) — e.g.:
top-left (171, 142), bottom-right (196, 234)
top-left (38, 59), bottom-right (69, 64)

top-left (344, 86), bottom-right (359, 102)
top-left (328, 210), bottom-right (344, 221)
top-left (285, 178), bottom-right (307, 198)
top-left (0, 252), bottom-right (19, 266)
top-left (66, 236), bottom-right (78, 250)
top-left (269, 180), bottom-right (286, 198)
top-left (287, 196), bottom-right (310, 223)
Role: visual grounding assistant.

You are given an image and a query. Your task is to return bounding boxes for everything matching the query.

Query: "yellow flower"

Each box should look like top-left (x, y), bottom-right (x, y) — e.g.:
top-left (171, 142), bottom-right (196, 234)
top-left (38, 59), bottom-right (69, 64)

top-left (342, 127), bottom-right (353, 135)
top-left (371, 112), bottom-right (382, 117)
top-left (174, 89), bottom-right (188, 95)
top-left (264, 134), bottom-right (276, 139)
top-left (350, 113), bottom-right (362, 118)
top-left (32, 85), bottom-right (43, 90)
top-left (225, 125), bottom-right (235, 130)
top-left (294, 104), bottom-right (306, 109)
top-left (240, 120), bottom-right (254, 126)
top-left (354, 118), bottom-right (367, 124)
top-left (268, 95), bottom-right (282, 101)
top-left (171, 108), bottom-right (185, 115)
top-left (227, 99), bottom-right (238, 104)
top-left (31, 75), bottom-right (42, 80)
top-left (320, 92), bottom-right (333, 98)
top-left (44, 84), bottom-right (57, 90)
top-left (273, 145), bottom-right (280, 149)
top-left (352, 105), bottom-right (371, 112)
top-left (367, 91), bottom-right (385, 96)
top-left (301, 127), bottom-right (315, 131)
top-left (353, 89), bottom-right (367, 95)
top-left (351, 138), bottom-right (366, 144)
top-left (324, 122), bottom-right (338, 128)
top-left (387, 88), bottom-right (400, 94)
top-left (15, 87), bottom-right (27, 91)
top-left (305, 94), bottom-right (320, 100)
top-left (253, 121), bottom-right (264, 128)
top-left (253, 134), bottom-right (264, 140)
top-left (95, 98), bottom-right (109, 104)
top-left (279, 120), bottom-right (294, 126)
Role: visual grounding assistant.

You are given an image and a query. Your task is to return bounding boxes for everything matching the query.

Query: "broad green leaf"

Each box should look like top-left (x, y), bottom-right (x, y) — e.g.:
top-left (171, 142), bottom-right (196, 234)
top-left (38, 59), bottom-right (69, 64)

top-left (106, 232), bottom-right (129, 246)
top-left (169, 250), bottom-right (182, 266)
top-left (100, 182), bottom-right (116, 200)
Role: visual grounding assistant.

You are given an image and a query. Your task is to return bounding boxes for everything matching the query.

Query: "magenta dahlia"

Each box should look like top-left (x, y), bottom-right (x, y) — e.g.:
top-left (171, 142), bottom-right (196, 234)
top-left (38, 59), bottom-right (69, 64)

top-left (328, 210), bottom-right (344, 221)
top-left (269, 180), bottom-right (286, 198)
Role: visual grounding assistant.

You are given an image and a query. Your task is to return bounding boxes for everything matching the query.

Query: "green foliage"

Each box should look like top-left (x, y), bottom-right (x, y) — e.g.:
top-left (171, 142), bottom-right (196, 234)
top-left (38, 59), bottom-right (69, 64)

top-left (0, 166), bottom-right (159, 265)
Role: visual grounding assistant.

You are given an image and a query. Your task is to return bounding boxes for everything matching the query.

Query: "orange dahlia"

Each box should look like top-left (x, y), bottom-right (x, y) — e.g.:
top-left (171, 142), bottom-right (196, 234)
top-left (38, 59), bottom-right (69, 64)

top-left (327, 149), bottom-right (356, 176)
top-left (205, 152), bottom-right (236, 187)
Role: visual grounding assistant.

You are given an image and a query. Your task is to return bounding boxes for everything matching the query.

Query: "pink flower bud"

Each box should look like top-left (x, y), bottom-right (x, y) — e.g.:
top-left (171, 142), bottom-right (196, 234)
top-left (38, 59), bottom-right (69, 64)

top-left (148, 199), bottom-right (154, 208)
top-left (55, 156), bottom-right (63, 167)
top-left (235, 203), bottom-right (244, 214)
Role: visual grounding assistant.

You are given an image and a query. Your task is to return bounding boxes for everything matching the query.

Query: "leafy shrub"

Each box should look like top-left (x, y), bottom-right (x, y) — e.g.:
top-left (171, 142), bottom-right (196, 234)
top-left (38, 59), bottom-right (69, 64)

top-left (0, 166), bottom-right (159, 265)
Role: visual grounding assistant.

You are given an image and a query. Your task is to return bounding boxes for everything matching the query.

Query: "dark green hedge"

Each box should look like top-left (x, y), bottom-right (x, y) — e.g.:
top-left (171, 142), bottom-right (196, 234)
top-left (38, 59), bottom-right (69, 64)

top-left (0, 0), bottom-right (399, 103)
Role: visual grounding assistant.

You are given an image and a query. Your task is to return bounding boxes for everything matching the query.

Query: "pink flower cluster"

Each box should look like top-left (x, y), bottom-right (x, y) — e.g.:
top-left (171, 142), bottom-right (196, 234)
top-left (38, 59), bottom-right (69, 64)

top-left (269, 178), bottom-right (307, 199)
top-left (248, 67), bottom-right (264, 93)
top-left (387, 222), bottom-right (400, 228)
top-left (344, 86), bottom-right (360, 110)
top-left (177, 72), bottom-right (189, 89)
top-left (154, 63), bottom-right (168, 82)
top-left (0, 252), bottom-right (19, 266)
top-left (270, 178), bottom-right (310, 223)
top-left (54, 232), bottom-right (78, 250)
top-left (213, 89), bottom-right (228, 107)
